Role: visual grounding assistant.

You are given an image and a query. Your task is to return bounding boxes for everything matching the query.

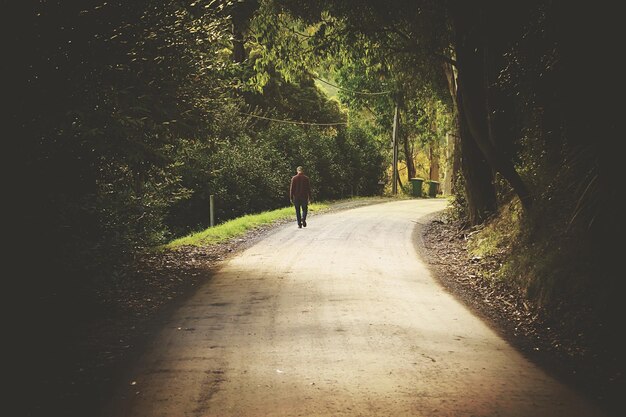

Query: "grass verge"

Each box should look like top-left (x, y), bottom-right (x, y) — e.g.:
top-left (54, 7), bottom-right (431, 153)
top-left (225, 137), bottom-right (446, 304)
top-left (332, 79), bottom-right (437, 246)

top-left (163, 203), bottom-right (329, 249)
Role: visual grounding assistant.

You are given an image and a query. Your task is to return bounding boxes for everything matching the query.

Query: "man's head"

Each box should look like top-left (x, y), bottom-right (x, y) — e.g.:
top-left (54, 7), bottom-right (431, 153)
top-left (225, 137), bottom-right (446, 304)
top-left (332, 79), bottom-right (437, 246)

top-left (296, 166), bottom-right (303, 173)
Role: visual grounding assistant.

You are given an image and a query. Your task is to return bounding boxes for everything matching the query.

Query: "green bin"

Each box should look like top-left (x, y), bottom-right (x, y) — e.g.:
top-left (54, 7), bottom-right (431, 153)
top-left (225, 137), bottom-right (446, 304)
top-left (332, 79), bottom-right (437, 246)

top-left (409, 178), bottom-right (424, 197)
top-left (427, 180), bottom-right (439, 197)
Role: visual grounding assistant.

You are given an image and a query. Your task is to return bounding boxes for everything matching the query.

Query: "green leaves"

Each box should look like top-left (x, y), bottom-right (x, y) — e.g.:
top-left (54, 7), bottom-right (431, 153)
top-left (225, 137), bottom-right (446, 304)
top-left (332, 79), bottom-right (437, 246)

top-left (15, 0), bottom-right (389, 289)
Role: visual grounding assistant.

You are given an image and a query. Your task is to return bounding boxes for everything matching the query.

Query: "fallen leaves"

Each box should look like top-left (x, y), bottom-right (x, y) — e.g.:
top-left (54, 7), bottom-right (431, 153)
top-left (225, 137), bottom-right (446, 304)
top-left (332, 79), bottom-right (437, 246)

top-left (420, 213), bottom-right (621, 412)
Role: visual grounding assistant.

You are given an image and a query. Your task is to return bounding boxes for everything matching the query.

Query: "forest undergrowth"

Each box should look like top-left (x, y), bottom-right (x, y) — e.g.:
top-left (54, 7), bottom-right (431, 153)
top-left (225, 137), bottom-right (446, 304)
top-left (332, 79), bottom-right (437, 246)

top-left (420, 205), bottom-right (623, 417)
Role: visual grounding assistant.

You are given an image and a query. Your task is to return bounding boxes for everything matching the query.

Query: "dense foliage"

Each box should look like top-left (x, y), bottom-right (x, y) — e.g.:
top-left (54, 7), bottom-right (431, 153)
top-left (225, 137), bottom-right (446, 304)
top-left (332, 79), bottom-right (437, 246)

top-left (7, 1), bottom-right (622, 414)
top-left (9, 0), bottom-right (621, 370)
top-left (272, 0), bottom-right (622, 371)
top-left (9, 1), bottom-right (386, 304)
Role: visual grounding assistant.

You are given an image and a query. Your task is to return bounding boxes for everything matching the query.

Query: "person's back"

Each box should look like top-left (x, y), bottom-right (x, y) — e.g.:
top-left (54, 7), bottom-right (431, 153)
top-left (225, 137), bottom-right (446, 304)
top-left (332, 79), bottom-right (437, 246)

top-left (290, 166), bottom-right (311, 228)
top-left (290, 172), bottom-right (310, 199)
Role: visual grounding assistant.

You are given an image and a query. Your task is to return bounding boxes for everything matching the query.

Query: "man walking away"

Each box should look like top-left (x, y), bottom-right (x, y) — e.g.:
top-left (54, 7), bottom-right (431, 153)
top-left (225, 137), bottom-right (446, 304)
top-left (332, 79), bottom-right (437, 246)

top-left (290, 166), bottom-right (312, 228)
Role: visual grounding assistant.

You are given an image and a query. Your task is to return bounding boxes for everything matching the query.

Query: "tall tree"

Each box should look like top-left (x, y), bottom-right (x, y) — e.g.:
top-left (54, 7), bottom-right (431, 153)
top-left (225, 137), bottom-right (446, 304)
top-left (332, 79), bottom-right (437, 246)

top-left (230, 0), bottom-right (260, 62)
top-left (450, 0), bottom-right (532, 211)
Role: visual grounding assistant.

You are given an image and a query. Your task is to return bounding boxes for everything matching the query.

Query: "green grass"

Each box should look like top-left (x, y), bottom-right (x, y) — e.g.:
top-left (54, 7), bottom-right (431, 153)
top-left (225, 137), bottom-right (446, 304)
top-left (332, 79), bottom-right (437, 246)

top-left (467, 201), bottom-right (522, 258)
top-left (163, 203), bottom-right (329, 249)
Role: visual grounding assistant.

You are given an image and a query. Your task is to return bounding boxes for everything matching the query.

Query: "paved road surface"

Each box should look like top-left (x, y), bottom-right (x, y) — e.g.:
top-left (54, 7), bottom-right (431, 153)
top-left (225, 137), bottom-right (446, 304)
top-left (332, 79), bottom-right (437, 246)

top-left (102, 199), bottom-right (607, 417)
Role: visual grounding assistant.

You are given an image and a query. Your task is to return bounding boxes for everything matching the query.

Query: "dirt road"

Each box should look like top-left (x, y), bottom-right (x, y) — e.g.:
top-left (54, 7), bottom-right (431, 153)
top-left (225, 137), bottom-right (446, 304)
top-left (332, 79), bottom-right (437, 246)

top-left (102, 199), bottom-right (607, 417)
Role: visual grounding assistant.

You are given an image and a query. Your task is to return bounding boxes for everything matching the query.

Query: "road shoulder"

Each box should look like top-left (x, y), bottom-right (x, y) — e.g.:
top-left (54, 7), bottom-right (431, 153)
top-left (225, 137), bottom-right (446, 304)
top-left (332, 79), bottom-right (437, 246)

top-left (415, 210), bottom-right (621, 417)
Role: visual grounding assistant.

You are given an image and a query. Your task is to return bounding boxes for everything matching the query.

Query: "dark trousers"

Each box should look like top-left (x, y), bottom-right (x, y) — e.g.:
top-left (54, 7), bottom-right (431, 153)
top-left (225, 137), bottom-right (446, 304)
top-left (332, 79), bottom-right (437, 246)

top-left (293, 197), bottom-right (308, 225)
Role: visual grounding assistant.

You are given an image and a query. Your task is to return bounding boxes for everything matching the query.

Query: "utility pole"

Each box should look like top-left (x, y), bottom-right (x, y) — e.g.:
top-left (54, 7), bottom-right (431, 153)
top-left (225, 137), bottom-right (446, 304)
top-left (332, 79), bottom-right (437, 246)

top-left (391, 105), bottom-right (399, 194)
top-left (209, 195), bottom-right (215, 227)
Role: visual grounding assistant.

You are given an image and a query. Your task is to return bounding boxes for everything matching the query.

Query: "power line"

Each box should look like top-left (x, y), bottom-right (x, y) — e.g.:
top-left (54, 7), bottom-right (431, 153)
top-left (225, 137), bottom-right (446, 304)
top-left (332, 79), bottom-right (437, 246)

top-left (314, 76), bottom-right (391, 96)
top-left (239, 112), bottom-right (347, 126)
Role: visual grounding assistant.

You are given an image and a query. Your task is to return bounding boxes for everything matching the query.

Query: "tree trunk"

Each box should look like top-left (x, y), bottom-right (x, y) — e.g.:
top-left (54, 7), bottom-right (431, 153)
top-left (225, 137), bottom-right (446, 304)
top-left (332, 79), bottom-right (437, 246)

top-left (429, 142), bottom-right (440, 182)
top-left (441, 132), bottom-right (457, 196)
top-left (451, 1), bottom-right (533, 211)
top-left (442, 61), bottom-right (462, 195)
top-left (442, 23), bottom-right (497, 223)
top-left (402, 131), bottom-right (416, 179)
top-left (398, 106), bottom-right (416, 180)
top-left (231, 25), bottom-right (246, 63)
top-left (396, 169), bottom-right (403, 190)
top-left (458, 89), bottom-right (497, 225)
top-left (230, 0), bottom-right (259, 63)
top-left (451, 125), bottom-right (461, 193)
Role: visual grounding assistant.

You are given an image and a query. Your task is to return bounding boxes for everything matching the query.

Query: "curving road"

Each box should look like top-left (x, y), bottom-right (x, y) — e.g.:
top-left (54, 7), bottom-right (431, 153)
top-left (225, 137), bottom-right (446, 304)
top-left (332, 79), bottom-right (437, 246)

top-left (102, 199), bottom-right (607, 417)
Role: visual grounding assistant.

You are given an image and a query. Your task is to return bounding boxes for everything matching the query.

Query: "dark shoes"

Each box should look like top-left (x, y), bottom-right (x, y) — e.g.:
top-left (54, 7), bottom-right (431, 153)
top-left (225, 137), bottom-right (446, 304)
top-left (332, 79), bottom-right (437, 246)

top-left (298, 223), bottom-right (302, 228)
top-left (302, 219), bottom-right (307, 227)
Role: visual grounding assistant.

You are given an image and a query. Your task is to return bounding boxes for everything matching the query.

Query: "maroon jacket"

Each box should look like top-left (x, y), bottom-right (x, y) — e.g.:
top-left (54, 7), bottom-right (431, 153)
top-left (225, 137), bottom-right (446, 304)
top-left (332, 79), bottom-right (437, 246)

top-left (290, 172), bottom-right (311, 201)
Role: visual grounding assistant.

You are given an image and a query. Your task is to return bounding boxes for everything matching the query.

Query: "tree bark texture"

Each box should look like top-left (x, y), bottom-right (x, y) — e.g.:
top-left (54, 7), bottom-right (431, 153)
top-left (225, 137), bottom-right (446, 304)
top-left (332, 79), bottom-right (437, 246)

top-left (442, 62), bottom-right (462, 195)
top-left (451, 1), bottom-right (533, 211)
top-left (457, 88), bottom-right (497, 225)
top-left (397, 103), bottom-right (416, 181)
top-left (402, 131), bottom-right (416, 180)
top-left (429, 143), bottom-right (440, 182)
